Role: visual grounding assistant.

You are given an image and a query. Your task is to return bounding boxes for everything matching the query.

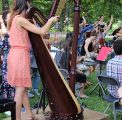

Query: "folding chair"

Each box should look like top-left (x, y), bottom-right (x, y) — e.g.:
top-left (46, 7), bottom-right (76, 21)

top-left (53, 49), bottom-right (70, 79)
top-left (89, 46), bottom-right (111, 95)
top-left (59, 68), bottom-right (69, 82)
top-left (0, 98), bottom-right (16, 120)
top-left (89, 62), bottom-right (107, 96)
top-left (97, 74), bottom-right (122, 120)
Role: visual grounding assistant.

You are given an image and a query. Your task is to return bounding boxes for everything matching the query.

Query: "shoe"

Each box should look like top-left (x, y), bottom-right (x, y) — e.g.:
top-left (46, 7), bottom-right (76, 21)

top-left (32, 89), bottom-right (40, 96)
top-left (87, 81), bottom-right (92, 85)
top-left (78, 94), bottom-right (89, 99)
top-left (28, 92), bottom-right (34, 98)
top-left (43, 111), bottom-right (52, 116)
top-left (28, 115), bottom-right (38, 120)
top-left (5, 111), bottom-right (11, 116)
top-left (22, 107), bottom-right (26, 113)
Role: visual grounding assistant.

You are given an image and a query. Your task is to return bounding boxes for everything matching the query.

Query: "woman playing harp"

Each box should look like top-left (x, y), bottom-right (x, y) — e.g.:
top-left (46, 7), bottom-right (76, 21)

top-left (26, 0), bottom-right (83, 119)
top-left (7, 0), bottom-right (59, 120)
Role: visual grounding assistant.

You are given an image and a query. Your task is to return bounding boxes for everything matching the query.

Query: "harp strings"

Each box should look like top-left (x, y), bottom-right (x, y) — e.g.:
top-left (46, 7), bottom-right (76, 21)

top-left (32, 0), bottom-right (66, 26)
top-left (55, 0), bottom-right (66, 16)
top-left (50, 0), bottom-right (66, 17)
top-left (34, 12), bottom-right (46, 26)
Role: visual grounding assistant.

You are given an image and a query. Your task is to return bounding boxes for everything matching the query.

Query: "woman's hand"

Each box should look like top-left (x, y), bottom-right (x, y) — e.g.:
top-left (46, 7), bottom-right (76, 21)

top-left (110, 15), bottom-right (113, 22)
top-left (49, 16), bottom-right (59, 23)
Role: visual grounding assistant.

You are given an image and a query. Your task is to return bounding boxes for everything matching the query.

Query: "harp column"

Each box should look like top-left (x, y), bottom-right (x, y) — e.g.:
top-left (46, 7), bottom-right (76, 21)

top-left (69, 0), bottom-right (81, 93)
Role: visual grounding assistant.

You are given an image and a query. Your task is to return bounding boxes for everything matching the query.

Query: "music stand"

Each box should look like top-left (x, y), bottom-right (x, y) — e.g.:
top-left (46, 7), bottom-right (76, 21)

top-left (30, 66), bottom-right (48, 114)
top-left (31, 70), bottom-right (48, 114)
top-left (36, 88), bottom-right (48, 114)
top-left (89, 47), bottom-right (112, 95)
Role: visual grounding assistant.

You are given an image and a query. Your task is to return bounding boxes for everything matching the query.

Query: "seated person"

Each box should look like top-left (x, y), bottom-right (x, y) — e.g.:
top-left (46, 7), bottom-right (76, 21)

top-left (0, 14), bottom-right (15, 99)
top-left (75, 56), bottom-right (89, 98)
top-left (75, 68), bottom-right (88, 98)
top-left (28, 49), bottom-right (41, 97)
top-left (118, 86), bottom-right (122, 105)
top-left (70, 48), bottom-right (89, 98)
top-left (59, 34), bottom-right (89, 98)
top-left (78, 29), bottom-right (98, 73)
top-left (108, 27), bottom-right (122, 46)
top-left (115, 27), bottom-right (122, 36)
top-left (67, 54), bottom-right (89, 98)
top-left (84, 30), bottom-right (98, 59)
top-left (76, 55), bottom-right (90, 76)
top-left (106, 39), bottom-right (122, 98)
top-left (113, 27), bottom-right (122, 39)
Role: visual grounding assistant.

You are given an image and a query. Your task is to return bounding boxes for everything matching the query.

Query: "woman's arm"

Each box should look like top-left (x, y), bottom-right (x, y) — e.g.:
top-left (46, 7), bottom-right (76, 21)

top-left (17, 16), bottom-right (59, 36)
top-left (76, 56), bottom-right (85, 64)
top-left (84, 38), bottom-right (91, 57)
top-left (104, 15), bottom-right (113, 34)
top-left (0, 15), bottom-right (7, 35)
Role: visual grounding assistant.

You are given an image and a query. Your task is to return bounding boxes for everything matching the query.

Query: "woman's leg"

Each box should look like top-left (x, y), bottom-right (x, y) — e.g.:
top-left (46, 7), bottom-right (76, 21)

top-left (79, 83), bottom-right (88, 98)
top-left (14, 86), bottom-right (26, 120)
top-left (23, 88), bottom-right (34, 118)
top-left (76, 74), bottom-right (88, 98)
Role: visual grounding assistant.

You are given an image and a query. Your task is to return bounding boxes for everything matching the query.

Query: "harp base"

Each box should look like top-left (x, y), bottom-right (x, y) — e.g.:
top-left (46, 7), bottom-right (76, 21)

top-left (48, 112), bottom-right (83, 120)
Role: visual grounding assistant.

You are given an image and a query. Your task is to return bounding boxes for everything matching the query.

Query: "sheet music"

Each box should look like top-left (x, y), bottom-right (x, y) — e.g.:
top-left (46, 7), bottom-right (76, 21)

top-left (97, 47), bottom-right (112, 61)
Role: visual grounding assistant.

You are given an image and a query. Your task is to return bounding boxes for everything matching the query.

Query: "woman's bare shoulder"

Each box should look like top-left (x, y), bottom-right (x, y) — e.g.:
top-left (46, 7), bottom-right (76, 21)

top-left (16, 16), bottom-right (29, 27)
top-left (85, 38), bottom-right (91, 42)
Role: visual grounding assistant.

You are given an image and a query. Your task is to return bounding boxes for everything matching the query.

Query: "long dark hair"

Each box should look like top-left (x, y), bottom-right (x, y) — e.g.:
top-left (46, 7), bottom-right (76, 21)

top-left (113, 39), bottom-right (122, 55)
top-left (112, 27), bottom-right (121, 36)
top-left (8, 0), bottom-right (29, 29)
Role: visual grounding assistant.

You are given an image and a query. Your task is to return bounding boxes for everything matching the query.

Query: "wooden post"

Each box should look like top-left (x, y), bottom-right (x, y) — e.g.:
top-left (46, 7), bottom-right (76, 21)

top-left (69, 0), bottom-right (81, 93)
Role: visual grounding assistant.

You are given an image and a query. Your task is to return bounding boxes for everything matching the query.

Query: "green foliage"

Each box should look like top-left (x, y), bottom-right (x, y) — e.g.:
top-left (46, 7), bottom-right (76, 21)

top-left (0, 113), bottom-right (8, 119)
top-left (81, 0), bottom-right (122, 23)
top-left (0, 0), bottom-right (2, 13)
top-left (32, 0), bottom-right (53, 17)
top-left (0, 0), bottom-right (122, 23)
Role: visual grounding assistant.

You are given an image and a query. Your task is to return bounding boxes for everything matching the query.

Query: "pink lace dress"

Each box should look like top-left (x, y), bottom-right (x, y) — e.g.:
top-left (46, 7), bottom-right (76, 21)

top-left (7, 15), bottom-right (32, 88)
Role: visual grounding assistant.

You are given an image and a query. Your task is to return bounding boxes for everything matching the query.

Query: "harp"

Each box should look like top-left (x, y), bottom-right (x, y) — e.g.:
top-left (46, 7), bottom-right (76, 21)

top-left (26, 0), bottom-right (83, 119)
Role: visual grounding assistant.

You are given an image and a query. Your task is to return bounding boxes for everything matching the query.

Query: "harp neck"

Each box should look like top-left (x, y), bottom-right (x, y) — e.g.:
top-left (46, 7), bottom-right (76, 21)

top-left (26, 7), bottom-right (47, 26)
top-left (26, 0), bottom-right (66, 26)
top-left (49, 0), bottom-right (66, 18)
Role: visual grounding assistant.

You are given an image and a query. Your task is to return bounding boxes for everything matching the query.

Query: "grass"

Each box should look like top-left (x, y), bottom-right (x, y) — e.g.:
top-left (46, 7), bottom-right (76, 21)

top-left (0, 114), bottom-right (8, 120)
top-left (78, 71), bottom-right (122, 120)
